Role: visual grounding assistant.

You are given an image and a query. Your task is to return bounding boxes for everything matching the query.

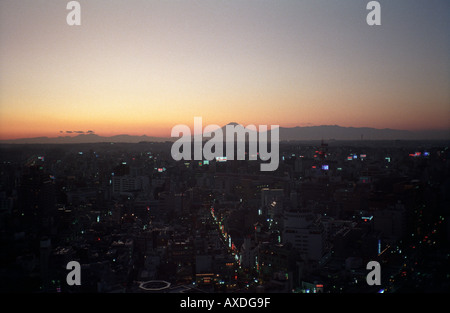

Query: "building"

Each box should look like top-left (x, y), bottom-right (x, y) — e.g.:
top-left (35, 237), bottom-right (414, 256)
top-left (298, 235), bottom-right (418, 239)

top-left (282, 210), bottom-right (326, 262)
top-left (374, 202), bottom-right (407, 243)
top-left (240, 237), bottom-right (258, 269)
top-left (261, 188), bottom-right (284, 228)
top-left (112, 175), bottom-right (150, 196)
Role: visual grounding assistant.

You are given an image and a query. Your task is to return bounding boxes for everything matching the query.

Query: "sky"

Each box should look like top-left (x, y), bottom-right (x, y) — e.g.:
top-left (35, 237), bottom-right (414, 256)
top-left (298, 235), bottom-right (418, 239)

top-left (0, 0), bottom-right (449, 139)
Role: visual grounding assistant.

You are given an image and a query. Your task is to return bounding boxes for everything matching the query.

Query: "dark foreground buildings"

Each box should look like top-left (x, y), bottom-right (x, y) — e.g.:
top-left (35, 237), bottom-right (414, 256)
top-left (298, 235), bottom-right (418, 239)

top-left (0, 140), bottom-right (449, 293)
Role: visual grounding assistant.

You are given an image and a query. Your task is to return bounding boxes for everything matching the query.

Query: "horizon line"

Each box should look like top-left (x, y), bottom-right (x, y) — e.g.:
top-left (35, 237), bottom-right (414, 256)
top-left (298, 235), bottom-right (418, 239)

top-left (1, 123), bottom-right (449, 142)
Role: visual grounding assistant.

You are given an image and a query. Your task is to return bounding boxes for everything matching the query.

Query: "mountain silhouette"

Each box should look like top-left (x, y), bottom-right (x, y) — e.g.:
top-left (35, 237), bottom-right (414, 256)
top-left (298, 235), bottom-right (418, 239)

top-left (277, 125), bottom-right (449, 141)
top-left (0, 125), bottom-right (448, 144)
top-left (0, 133), bottom-right (172, 144)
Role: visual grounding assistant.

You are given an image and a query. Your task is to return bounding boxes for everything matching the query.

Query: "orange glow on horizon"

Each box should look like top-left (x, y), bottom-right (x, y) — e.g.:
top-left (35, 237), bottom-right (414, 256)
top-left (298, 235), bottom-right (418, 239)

top-left (1, 114), bottom-right (449, 141)
top-left (1, 1), bottom-right (449, 141)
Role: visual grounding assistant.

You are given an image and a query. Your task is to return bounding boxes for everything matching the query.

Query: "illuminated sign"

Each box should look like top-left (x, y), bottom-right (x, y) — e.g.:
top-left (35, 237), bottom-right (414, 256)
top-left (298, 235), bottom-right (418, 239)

top-left (360, 176), bottom-right (370, 183)
top-left (362, 216), bottom-right (373, 222)
top-left (216, 156), bottom-right (227, 162)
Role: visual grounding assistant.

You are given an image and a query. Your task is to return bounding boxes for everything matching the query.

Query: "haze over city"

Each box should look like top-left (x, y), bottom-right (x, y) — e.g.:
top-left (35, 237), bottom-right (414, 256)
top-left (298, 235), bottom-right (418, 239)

top-left (0, 0), bottom-right (449, 140)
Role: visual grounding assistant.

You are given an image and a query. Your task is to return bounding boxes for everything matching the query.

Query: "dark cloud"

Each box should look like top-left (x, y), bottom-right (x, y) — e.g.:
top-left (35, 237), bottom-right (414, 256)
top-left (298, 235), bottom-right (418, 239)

top-left (61, 130), bottom-right (94, 135)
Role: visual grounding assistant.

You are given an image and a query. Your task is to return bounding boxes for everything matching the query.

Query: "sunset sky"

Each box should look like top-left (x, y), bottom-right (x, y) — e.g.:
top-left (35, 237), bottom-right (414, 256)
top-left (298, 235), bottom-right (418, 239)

top-left (0, 0), bottom-right (449, 139)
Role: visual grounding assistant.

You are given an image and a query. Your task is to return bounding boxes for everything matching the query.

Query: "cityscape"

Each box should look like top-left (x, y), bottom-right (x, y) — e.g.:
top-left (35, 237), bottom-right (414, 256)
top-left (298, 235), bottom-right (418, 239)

top-left (0, 0), bottom-right (449, 298)
top-left (0, 136), bottom-right (449, 293)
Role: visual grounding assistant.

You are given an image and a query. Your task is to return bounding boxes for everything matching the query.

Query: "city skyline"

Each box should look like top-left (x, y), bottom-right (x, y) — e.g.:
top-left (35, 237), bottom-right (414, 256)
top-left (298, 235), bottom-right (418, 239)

top-left (1, 0), bottom-right (449, 140)
top-left (1, 123), bottom-right (449, 144)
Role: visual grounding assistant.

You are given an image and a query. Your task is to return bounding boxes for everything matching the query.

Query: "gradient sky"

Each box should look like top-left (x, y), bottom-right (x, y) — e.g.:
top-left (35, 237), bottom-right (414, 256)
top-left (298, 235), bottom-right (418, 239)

top-left (0, 0), bottom-right (449, 139)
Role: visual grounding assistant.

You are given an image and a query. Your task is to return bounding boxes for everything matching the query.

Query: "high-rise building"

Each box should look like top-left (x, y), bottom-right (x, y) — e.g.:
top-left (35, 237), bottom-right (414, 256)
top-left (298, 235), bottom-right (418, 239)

top-left (240, 237), bottom-right (258, 269)
top-left (112, 175), bottom-right (150, 195)
top-left (18, 165), bottom-right (56, 233)
top-left (374, 202), bottom-right (407, 243)
top-left (261, 188), bottom-right (284, 227)
top-left (40, 237), bottom-right (51, 292)
top-left (282, 210), bottom-right (325, 261)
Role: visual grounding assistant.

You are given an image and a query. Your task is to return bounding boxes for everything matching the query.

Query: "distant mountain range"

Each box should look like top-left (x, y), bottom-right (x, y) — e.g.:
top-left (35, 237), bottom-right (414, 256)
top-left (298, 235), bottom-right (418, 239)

top-left (0, 133), bottom-right (171, 144)
top-left (278, 125), bottom-right (449, 141)
top-left (0, 125), bottom-right (448, 144)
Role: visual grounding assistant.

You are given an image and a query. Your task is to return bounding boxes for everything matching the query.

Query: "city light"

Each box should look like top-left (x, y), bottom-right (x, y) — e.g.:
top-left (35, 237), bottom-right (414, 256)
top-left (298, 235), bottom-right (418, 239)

top-left (3, 130), bottom-right (447, 295)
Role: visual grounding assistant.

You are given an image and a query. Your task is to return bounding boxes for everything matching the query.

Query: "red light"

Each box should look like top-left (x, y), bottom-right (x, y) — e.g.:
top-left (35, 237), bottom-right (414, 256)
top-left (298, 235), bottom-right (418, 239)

top-left (316, 284), bottom-right (323, 288)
